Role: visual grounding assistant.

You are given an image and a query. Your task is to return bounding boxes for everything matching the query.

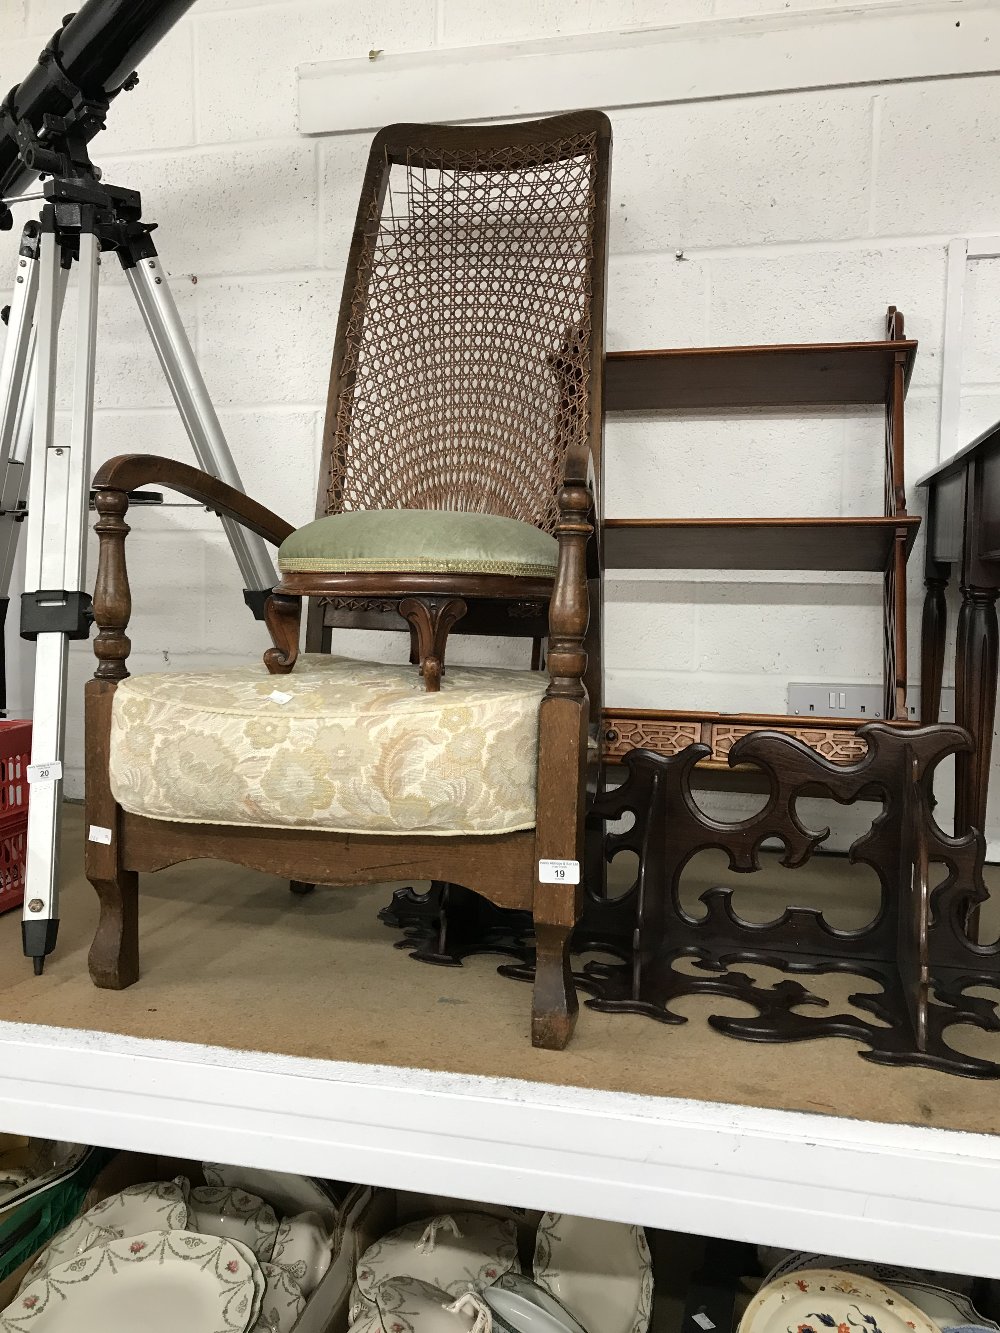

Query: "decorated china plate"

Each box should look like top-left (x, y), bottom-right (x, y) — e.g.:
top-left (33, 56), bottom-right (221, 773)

top-left (761, 1256), bottom-right (995, 1332)
top-left (81, 1177), bottom-right (190, 1238)
top-left (534, 1213), bottom-right (652, 1333)
top-left (1, 1230), bottom-right (262, 1333)
top-left (739, 1269), bottom-right (944, 1333)
top-left (16, 1217), bottom-right (121, 1293)
top-left (16, 1179), bottom-right (190, 1293)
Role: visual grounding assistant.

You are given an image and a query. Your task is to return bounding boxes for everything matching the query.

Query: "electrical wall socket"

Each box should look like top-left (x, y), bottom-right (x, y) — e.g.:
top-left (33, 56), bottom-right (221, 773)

top-left (787, 683), bottom-right (955, 724)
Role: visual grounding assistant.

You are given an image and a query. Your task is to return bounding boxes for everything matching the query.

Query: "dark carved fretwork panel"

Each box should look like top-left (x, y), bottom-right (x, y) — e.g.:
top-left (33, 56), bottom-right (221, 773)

top-left (384, 723), bottom-right (1000, 1078)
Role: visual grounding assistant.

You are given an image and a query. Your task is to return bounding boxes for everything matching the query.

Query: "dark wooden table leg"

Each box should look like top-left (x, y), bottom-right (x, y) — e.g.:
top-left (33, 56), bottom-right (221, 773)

top-left (955, 584), bottom-right (999, 833)
top-left (920, 574), bottom-right (949, 724)
top-left (955, 583), bottom-right (999, 940)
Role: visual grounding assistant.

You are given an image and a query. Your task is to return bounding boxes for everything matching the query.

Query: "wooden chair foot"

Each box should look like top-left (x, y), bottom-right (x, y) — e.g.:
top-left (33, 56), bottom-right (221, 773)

top-left (264, 593), bottom-right (302, 675)
top-left (290, 880), bottom-right (315, 895)
top-left (399, 597), bottom-right (467, 692)
top-left (531, 921), bottom-right (579, 1049)
top-left (88, 870), bottom-right (140, 989)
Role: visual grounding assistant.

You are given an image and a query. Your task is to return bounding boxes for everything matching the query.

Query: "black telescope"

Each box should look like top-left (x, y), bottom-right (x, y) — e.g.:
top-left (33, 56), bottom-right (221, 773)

top-left (0, 0), bottom-right (196, 204)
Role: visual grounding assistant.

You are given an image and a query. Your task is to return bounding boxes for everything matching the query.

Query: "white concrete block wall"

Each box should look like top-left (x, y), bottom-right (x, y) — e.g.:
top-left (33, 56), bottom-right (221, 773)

top-left (0, 0), bottom-right (998, 853)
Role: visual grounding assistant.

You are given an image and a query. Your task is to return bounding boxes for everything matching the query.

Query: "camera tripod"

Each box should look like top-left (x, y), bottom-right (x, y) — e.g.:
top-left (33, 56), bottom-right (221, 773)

top-left (0, 163), bottom-right (276, 974)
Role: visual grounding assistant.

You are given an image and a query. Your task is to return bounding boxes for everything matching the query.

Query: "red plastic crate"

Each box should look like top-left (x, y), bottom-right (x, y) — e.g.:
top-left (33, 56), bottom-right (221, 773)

top-left (0, 720), bottom-right (31, 914)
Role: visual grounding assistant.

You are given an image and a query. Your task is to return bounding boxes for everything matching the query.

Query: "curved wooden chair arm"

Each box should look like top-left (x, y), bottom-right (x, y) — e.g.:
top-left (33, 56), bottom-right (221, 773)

top-left (560, 441), bottom-right (595, 489)
top-left (93, 454), bottom-right (294, 546)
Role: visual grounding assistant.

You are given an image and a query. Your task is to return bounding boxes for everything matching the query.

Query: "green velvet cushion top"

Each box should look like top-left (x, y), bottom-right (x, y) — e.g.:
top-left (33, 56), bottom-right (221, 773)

top-left (278, 509), bottom-right (558, 578)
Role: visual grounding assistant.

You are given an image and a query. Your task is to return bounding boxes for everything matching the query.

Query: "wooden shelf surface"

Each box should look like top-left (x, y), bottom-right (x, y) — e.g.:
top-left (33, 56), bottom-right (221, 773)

top-left (603, 516), bottom-right (920, 571)
top-left (605, 340), bottom-right (917, 411)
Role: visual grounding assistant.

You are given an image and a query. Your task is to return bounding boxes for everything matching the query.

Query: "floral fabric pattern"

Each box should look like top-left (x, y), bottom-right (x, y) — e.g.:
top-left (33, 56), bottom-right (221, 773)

top-left (109, 654), bottom-right (547, 835)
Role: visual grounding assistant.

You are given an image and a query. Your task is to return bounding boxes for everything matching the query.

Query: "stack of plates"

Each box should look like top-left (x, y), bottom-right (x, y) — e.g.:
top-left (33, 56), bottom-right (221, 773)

top-left (0, 1169), bottom-right (338, 1333)
top-left (743, 1265), bottom-right (997, 1333)
top-left (758, 1255), bottom-right (998, 1333)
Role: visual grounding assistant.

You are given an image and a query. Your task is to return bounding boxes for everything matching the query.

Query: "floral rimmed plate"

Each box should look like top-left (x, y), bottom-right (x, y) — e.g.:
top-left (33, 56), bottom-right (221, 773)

top-left (1, 1230), bottom-right (262, 1333)
top-left (761, 1256), bottom-right (995, 1332)
top-left (16, 1178), bottom-right (190, 1294)
top-left (16, 1218), bottom-right (121, 1293)
top-left (738, 1269), bottom-right (944, 1333)
top-left (82, 1177), bottom-right (190, 1238)
top-left (534, 1213), bottom-right (652, 1333)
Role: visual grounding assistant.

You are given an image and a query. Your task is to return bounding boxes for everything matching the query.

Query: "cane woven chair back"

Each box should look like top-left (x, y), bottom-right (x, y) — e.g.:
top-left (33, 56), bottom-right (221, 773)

top-left (318, 112), bottom-right (612, 535)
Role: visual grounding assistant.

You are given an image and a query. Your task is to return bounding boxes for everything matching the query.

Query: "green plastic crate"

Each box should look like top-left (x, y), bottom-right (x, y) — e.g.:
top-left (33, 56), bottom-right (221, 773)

top-left (0, 1148), bottom-right (113, 1285)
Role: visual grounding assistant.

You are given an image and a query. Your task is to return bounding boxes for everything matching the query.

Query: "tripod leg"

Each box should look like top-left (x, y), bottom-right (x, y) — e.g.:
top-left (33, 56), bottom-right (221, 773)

top-left (0, 233), bottom-right (69, 715)
top-left (121, 247), bottom-right (277, 610)
top-left (21, 224), bottom-right (100, 972)
top-left (0, 225), bottom-right (41, 717)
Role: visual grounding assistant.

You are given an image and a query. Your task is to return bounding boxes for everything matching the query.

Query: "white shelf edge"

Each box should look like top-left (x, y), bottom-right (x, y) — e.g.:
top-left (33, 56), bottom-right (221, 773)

top-left (2, 1020), bottom-right (999, 1276)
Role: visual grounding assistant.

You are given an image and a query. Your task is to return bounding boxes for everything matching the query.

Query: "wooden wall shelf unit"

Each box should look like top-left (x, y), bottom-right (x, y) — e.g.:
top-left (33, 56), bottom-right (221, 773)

top-left (604, 516), bottom-right (919, 572)
top-left (602, 308), bottom-right (918, 766)
top-left (604, 338), bottom-right (917, 410)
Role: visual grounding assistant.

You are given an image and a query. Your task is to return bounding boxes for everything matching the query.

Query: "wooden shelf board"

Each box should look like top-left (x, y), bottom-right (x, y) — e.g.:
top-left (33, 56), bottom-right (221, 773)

top-left (1, 806), bottom-right (1000, 1278)
top-left (603, 516), bottom-right (919, 571)
top-left (605, 340), bottom-right (918, 411)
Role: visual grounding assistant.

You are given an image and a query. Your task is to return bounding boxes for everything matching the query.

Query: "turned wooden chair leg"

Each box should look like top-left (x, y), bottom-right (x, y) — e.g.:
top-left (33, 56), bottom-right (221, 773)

top-left (264, 593), bottom-right (303, 674)
top-left (532, 916), bottom-right (578, 1050)
top-left (88, 868), bottom-right (140, 989)
top-left (399, 597), bottom-right (467, 692)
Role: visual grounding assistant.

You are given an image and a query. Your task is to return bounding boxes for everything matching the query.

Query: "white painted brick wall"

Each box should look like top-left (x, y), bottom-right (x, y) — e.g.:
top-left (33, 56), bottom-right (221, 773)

top-left (1, 0), bottom-right (999, 855)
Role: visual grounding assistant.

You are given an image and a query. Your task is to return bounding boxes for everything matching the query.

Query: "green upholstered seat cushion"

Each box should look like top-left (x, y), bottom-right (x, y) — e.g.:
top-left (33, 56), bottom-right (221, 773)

top-left (278, 509), bottom-right (558, 578)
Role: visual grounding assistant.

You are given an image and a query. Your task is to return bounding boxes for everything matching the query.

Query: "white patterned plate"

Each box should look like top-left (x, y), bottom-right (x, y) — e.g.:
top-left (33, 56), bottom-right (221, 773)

top-left (761, 1257), bottom-right (993, 1331)
top-left (189, 1187), bottom-right (280, 1263)
top-left (81, 1177), bottom-right (190, 1238)
top-left (16, 1218), bottom-right (122, 1294)
top-left (534, 1213), bottom-right (652, 1333)
top-left (0, 1230), bottom-right (260, 1333)
top-left (739, 1269), bottom-right (944, 1333)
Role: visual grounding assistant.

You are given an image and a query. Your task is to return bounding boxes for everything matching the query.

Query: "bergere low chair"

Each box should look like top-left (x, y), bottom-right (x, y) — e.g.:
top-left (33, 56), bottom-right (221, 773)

top-left (85, 111), bottom-right (611, 1049)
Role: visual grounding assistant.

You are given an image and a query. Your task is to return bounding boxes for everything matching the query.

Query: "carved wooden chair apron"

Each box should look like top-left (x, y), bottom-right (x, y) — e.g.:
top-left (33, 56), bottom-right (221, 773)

top-left (85, 112), bottom-right (612, 1050)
